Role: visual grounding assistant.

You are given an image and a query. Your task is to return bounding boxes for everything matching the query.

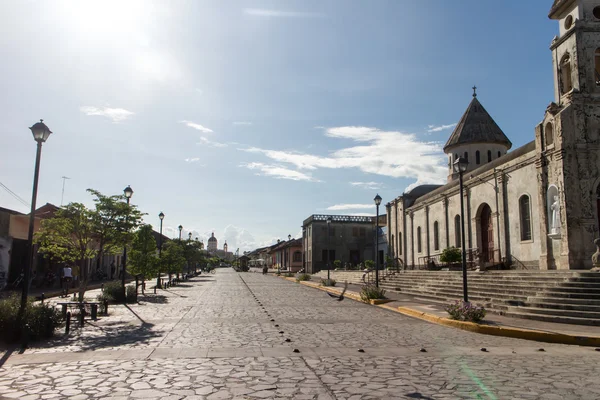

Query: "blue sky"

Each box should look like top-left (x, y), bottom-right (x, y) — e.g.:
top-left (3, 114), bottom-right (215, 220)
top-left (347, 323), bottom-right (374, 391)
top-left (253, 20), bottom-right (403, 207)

top-left (0, 1), bottom-right (558, 251)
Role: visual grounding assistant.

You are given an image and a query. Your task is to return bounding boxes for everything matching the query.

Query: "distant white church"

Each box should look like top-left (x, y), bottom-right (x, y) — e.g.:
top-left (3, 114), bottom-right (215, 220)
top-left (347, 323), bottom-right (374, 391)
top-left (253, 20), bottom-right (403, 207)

top-left (387, 0), bottom-right (600, 270)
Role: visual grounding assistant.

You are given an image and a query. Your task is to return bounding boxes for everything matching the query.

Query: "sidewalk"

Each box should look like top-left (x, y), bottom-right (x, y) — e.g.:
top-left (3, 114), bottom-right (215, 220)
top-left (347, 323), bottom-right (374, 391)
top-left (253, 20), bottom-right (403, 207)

top-left (294, 276), bottom-right (600, 346)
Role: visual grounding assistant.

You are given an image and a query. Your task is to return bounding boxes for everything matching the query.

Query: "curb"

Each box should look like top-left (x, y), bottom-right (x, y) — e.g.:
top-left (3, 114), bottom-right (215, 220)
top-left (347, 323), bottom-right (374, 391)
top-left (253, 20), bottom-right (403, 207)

top-left (280, 275), bottom-right (600, 347)
top-left (395, 307), bottom-right (600, 347)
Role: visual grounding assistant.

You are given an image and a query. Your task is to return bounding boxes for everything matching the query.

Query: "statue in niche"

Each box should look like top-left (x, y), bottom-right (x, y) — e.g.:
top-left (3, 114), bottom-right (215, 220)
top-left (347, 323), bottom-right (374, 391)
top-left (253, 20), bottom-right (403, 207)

top-left (592, 238), bottom-right (600, 271)
top-left (551, 196), bottom-right (561, 235)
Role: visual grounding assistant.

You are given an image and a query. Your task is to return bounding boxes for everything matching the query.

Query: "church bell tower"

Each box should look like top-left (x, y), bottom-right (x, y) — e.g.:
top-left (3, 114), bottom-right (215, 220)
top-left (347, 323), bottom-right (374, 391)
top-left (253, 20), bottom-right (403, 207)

top-left (535, 0), bottom-right (600, 269)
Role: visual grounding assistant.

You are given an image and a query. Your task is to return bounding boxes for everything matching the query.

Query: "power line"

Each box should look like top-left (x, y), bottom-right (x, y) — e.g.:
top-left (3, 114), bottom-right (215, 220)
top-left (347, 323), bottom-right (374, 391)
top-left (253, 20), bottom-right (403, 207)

top-left (0, 181), bottom-right (29, 208)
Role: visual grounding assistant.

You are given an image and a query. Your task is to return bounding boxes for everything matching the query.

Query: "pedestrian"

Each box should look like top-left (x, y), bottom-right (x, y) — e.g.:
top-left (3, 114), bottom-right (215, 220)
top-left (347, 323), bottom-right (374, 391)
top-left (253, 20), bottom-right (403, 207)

top-left (62, 265), bottom-right (73, 296)
top-left (262, 265), bottom-right (268, 275)
top-left (110, 261), bottom-right (116, 279)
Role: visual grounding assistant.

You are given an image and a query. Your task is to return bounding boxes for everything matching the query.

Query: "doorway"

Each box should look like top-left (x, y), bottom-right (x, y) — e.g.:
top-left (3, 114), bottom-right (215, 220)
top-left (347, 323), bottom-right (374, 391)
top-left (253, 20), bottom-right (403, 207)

top-left (480, 204), bottom-right (494, 262)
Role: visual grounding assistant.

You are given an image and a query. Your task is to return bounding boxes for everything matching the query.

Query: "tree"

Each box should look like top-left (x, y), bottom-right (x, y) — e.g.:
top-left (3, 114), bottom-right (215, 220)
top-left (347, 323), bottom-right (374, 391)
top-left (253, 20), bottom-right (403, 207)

top-left (162, 241), bottom-right (185, 282)
top-left (128, 224), bottom-right (158, 294)
top-left (87, 189), bottom-right (144, 278)
top-left (35, 203), bottom-right (97, 301)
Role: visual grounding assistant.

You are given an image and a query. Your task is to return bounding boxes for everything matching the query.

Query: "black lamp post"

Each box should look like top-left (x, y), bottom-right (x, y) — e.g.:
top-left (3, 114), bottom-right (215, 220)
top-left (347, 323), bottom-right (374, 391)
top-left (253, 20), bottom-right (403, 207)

top-left (326, 216), bottom-right (332, 280)
top-left (20, 120), bottom-right (52, 320)
top-left (157, 212), bottom-right (164, 289)
top-left (178, 225), bottom-right (183, 241)
top-left (122, 185), bottom-right (133, 303)
top-left (454, 156), bottom-right (469, 302)
top-left (287, 234), bottom-right (291, 271)
top-left (187, 232), bottom-right (192, 274)
top-left (374, 194), bottom-right (382, 287)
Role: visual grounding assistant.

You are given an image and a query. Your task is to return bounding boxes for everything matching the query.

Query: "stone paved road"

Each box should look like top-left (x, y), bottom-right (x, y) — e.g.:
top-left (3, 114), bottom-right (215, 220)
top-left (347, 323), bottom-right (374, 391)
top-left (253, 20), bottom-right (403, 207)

top-left (0, 269), bottom-right (599, 399)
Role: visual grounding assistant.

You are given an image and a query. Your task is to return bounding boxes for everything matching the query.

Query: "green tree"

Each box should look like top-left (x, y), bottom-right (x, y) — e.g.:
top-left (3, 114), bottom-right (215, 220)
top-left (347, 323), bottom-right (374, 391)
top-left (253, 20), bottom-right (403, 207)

top-left (162, 241), bottom-right (186, 281)
top-left (87, 189), bottom-right (144, 276)
top-left (128, 224), bottom-right (158, 294)
top-left (35, 203), bottom-right (97, 301)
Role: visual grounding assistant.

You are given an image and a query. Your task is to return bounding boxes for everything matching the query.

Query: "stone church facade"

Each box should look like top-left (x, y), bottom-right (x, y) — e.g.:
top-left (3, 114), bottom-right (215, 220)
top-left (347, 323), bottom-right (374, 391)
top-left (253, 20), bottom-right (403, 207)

top-left (387, 0), bottom-right (600, 271)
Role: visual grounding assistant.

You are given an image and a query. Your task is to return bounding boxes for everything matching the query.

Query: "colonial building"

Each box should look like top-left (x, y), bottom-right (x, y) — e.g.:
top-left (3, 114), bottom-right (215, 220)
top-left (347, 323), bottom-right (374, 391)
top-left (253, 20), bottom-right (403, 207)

top-left (268, 238), bottom-right (303, 272)
top-left (387, 0), bottom-right (600, 271)
top-left (302, 214), bottom-right (387, 274)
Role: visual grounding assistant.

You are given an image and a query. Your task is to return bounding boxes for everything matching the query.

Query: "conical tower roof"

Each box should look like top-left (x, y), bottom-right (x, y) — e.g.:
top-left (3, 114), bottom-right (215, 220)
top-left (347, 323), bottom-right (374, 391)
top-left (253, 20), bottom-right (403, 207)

top-left (443, 91), bottom-right (512, 152)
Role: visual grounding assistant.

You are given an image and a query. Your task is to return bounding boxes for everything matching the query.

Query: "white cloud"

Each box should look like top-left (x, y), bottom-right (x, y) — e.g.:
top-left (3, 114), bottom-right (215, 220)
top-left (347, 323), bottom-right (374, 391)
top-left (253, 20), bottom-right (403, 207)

top-left (197, 137), bottom-right (227, 148)
top-left (427, 123), bottom-right (457, 133)
top-left (244, 8), bottom-right (323, 18)
top-left (180, 120), bottom-right (214, 133)
top-left (240, 126), bottom-right (447, 189)
top-left (233, 121), bottom-right (252, 126)
top-left (184, 158), bottom-right (205, 164)
top-left (326, 204), bottom-right (375, 211)
top-left (241, 162), bottom-right (320, 182)
top-left (80, 106), bottom-right (134, 123)
top-left (350, 181), bottom-right (383, 190)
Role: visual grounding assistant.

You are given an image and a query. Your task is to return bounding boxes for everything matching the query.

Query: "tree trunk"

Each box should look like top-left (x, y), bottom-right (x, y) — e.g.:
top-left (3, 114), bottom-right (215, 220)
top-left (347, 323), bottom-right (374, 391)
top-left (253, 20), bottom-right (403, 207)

top-left (78, 257), bottom-right (88, 302)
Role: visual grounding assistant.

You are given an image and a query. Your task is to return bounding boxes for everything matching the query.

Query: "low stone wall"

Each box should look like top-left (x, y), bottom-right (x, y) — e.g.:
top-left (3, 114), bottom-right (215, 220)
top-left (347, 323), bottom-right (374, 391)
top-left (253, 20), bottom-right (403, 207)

top-left (314, 271), bottom-right (365, 285)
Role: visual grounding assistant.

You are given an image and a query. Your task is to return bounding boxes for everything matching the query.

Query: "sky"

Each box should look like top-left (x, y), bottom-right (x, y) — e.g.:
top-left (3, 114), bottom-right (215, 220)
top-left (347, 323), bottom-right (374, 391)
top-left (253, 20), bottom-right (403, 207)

top-left (0, 1), bottom-right (559, 252)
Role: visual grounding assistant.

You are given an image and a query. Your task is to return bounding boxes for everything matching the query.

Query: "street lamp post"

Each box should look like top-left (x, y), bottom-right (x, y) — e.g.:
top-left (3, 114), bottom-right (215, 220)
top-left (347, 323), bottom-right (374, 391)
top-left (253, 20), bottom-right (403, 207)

top-left (374, 194), bottom-right (382, 288)
top-left (177, 225), bottom-right (182, 280)
top-left (287, 234), bottom-right (291, 271)
top-left (122, 185), bottom-right (133, 303)
top-left (454, 157), bottom-right (469, 302)
top-left (157, 212), bottom-right (164, 289)
top-left (20, 120), bottom-right (52, 322)
top-left (326, 217), bottom-right (332, 281)
top-left (187, 232), bottom-right (192, 275)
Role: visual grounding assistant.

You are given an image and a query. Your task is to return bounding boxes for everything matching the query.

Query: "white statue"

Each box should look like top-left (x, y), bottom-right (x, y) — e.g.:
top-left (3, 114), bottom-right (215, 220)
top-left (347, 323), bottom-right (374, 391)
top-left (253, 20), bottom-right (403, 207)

top-left (551, 195), bottom-right (560, 234)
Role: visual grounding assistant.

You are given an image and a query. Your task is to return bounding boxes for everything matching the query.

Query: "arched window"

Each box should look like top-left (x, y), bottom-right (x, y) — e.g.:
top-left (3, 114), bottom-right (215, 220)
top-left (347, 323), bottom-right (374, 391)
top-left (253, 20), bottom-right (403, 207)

top-left (487, 150), bottom-right (492, 162)
top-left (433, 221), bottom-right (440, 251)
top-left (398, 232), bottom-right (402, 255)
top-left (417, 227), bottom-right (422, 253)
top-left (595, 49), bottom-right (600, 86)
top-left (476, 150), bottom-right (480, 165)
top-left (454, 215), bottom-right (461, 247)
top-left (497, 151), bottom-right (501, 158)
top-left (560, 53), bottom-right (573, 94)
top-left (545, 122), bottom-right (554, 146)
top-left (464, 152), bottom-right (468, 162)
top-left (454, 153), bottom-right (458, 162)
top-left (519, 195), bottom-right (532, 241)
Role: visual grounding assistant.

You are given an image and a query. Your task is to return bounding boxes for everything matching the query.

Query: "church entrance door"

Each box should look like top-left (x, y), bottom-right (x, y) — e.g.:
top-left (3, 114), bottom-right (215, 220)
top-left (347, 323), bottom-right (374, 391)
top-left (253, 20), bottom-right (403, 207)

top-left (480, 205), bottom-right (494, 263)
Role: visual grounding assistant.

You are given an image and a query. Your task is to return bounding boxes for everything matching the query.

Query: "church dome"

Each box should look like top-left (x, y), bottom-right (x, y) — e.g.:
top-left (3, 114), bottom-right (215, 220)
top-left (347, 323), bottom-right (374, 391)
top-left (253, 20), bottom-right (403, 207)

top-left (208, 232), bottom-right (217, 242)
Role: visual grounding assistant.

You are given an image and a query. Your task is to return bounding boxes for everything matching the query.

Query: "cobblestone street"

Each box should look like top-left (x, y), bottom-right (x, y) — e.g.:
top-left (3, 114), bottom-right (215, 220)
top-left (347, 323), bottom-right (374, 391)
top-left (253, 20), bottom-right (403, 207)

top-left (0, 269), bottom-right (599, 399)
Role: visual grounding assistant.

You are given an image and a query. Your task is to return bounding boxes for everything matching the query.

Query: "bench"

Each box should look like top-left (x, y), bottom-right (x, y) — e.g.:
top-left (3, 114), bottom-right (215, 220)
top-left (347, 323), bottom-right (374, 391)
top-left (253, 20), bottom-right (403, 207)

top-left (56, 302), bottom-right (100, 322)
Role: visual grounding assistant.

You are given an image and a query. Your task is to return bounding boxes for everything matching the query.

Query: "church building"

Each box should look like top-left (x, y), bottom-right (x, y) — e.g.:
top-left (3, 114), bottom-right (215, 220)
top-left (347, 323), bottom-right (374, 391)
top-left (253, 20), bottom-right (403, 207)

top-left (387, 0), bottom-right (600, 271)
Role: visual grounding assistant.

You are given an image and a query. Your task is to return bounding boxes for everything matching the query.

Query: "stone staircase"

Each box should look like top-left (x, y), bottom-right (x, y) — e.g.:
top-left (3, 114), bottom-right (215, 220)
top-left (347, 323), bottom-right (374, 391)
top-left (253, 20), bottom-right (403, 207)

top-left (378, 270), bottom-right (600, 326)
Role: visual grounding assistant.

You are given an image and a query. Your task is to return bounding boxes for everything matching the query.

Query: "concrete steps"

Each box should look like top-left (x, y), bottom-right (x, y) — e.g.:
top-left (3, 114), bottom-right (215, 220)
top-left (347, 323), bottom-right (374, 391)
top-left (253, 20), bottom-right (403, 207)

top-left (381, 270), bottom-right (600, 326)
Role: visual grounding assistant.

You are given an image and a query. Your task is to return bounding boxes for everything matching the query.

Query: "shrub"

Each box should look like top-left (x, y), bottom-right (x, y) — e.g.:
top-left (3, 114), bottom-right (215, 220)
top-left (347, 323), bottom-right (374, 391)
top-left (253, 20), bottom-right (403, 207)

top-left (445, 300), bottom-right (486, 323)
top-left (284, 272), bottom-right (294, 277)
top-left (333, 260), bottom-right (341, 270)
top-left (96, 292), bottom-right (110, 313)
top-left (364, 260), bottom-right (375, 270)
top-left (296, 273), bottom-right (311, 282)
top-left (126, 285), bottom-right (138, 303)
top-left (320, 278), bottom-right (336, 287)
top-left (0, 294), bottom-right (63, 343)
top-left (102, 282), bottom-right (137, 303)
top-left (359, 285), bottom-right (386, 302)
top-left (103, 281), bottom-right (124, 303)
top-left (26, 303), bottom-right (63, 340)
top-left (440, 247), bottom-right (462, 263)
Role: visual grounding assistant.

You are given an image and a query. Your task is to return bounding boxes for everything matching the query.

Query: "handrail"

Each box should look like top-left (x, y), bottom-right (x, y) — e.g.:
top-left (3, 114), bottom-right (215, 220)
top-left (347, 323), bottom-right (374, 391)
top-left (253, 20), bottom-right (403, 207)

top-left (507, 254), bottom-right (528, 270)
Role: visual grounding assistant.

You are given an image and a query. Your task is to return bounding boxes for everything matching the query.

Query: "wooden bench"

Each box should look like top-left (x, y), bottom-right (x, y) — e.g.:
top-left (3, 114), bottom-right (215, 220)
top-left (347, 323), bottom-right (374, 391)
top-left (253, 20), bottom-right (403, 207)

top-left (56, 302), bottom-right (100, 321)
